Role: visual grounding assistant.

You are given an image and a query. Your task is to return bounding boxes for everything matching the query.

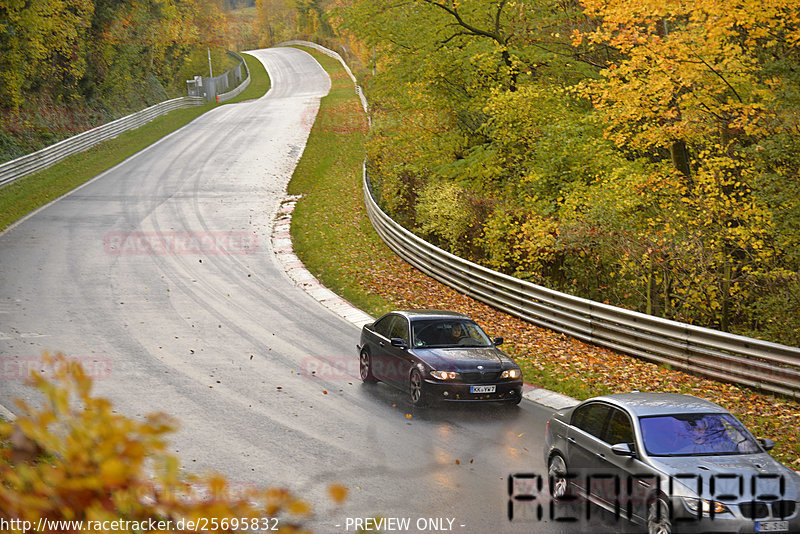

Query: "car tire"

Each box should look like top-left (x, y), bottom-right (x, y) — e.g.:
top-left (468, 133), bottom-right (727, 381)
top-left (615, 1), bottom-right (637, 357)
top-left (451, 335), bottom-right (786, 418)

top-left (547, 454), bottom-right (570, 502)
top-left (359, 349), bottom-right (377, 383)
top-left (409, 369), bottom-right (428, 406)
top-left (647, 495), bottom-right (672, 534)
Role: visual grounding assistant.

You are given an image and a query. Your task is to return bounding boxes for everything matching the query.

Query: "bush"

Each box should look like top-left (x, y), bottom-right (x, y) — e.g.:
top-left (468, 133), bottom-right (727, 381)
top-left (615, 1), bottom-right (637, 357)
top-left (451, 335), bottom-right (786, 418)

top-left (0, 353), bottom-right (345, 533)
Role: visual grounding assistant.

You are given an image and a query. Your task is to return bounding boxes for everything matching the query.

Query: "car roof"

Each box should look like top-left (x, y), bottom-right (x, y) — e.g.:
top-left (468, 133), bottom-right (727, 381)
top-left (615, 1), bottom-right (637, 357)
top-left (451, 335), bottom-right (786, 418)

top-left (586, 392), bottom-right (729, 418)
top-left (388, 310), bottom-right (470, 321)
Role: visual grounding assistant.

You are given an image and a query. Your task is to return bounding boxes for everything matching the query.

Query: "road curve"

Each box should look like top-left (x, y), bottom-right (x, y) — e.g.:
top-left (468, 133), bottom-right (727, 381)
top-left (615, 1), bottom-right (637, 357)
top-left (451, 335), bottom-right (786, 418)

top-left (0, 48), bottom-right (611, 533)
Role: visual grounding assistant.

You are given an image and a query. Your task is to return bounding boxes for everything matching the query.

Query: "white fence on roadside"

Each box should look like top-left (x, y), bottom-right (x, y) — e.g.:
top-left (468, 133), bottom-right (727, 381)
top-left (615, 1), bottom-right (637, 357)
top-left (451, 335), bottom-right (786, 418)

top-left (0, 97), bottom-right (204, 188)
top-left (0, 51), bottom-right (252, 188)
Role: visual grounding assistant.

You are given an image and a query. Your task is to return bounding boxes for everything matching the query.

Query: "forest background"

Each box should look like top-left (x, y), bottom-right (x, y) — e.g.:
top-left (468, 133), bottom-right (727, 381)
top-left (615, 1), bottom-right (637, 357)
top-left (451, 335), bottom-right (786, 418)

top-left (3, 0), bottom-right (800, 345)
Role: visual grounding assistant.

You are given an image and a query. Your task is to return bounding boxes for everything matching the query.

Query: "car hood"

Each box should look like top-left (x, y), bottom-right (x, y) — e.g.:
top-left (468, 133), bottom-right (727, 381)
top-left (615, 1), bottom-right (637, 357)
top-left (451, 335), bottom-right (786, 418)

top-left (411, 347), bottom-right (514, 370)
top-left (648, 453), bottom-right (800, 500)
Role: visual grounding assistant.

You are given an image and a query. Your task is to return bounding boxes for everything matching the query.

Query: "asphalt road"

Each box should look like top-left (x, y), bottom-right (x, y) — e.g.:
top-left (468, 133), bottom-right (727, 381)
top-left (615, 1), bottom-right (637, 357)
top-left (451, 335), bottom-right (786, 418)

top-left (0, 47), bottom-right (634, 533)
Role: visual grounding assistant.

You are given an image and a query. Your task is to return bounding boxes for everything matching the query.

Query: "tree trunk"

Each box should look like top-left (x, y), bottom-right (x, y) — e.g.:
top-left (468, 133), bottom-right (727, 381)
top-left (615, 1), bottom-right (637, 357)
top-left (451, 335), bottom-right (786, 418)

top-left (670, 140), bottom-right (691, 178)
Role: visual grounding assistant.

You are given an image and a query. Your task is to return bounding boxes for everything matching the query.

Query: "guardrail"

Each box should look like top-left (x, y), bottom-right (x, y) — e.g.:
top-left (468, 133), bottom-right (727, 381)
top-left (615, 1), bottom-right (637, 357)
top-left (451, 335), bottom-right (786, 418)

top-left (363, 166), bottom-right (800, 399)
top-left (217, 51), bottom-right (251, 103)
top-left (188, 51), bottom-right (251, 103)
top-left (0, 49), bottom-right (255, 189)
top-left (279, 40), bottom-right (369, 119)
top-left (0, 96), bottom-right (204, 188)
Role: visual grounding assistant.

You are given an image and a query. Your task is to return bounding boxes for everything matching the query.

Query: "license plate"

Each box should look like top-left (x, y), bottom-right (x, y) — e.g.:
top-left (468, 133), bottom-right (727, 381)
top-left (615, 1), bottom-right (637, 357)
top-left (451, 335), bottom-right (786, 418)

top-left (470, 385), bottom-right (496, 393)
top-left (756, 521), bottom-right (789, 532)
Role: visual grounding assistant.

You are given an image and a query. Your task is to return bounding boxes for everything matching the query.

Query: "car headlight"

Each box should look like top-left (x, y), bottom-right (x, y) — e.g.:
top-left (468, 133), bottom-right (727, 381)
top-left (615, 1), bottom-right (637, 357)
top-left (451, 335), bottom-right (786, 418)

top-left (430, 370), bottom-right (459, 380)
top-left (501, 369), bottom-right (521, 379)
top-left (682, 497), bottom-right (731, 515)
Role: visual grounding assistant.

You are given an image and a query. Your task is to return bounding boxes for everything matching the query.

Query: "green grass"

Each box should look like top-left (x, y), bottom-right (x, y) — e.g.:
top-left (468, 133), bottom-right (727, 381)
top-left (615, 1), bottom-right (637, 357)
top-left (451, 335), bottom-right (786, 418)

top-left (225, 52), bottom-right (271, 105)
top-left (0, 52), bottom-right (270, 232)
top-left (287, 49), bottom-right (395, 316)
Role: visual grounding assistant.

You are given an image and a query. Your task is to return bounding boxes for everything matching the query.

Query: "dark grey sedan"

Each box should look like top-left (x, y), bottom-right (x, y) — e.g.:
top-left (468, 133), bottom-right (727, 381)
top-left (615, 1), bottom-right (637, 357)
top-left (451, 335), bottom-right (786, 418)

top-left (543, 392), bottom-right (800, 533)
top-left (357, 310), bottom-right (523, 406)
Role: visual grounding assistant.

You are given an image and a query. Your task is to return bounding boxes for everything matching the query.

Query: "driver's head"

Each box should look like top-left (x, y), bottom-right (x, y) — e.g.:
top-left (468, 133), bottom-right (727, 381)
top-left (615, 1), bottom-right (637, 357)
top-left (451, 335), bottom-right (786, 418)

top-left (451, 323), bottom-right (463, 337)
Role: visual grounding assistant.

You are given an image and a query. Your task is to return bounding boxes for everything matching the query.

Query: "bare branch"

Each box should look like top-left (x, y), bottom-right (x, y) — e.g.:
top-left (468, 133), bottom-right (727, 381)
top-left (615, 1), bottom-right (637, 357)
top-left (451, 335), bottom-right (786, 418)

top-left (692, 52), bottom-right (744, 104)
top-left (419, 0), bottom-right (506, 45)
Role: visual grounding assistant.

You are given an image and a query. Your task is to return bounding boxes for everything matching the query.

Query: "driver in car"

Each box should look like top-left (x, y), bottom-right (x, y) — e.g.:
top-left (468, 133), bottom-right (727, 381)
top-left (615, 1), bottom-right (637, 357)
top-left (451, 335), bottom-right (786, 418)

top-left (449, 323), bottom-right (473, 346)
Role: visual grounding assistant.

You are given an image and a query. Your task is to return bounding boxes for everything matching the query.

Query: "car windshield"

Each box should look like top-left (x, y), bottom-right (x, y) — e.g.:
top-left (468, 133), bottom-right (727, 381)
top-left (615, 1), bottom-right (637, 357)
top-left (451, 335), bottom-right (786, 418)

top-left (411, 319), bottom-right (493, 348)
top-left (639, 413), bottom-right (762, 456)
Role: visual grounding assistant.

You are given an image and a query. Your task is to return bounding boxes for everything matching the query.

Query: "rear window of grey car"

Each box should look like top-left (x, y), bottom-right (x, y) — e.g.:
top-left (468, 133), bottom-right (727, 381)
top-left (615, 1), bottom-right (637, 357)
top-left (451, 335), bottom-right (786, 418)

top-left (639, 413), bottom-right (761, 456)
top-left (571, 403), bottom-right (613, 439)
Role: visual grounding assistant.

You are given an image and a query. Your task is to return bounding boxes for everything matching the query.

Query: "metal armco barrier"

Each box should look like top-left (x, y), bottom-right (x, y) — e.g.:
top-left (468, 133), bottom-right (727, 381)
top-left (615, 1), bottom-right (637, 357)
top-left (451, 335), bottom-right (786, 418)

top-left (0, 50), bottom-right (254, 188)
top-left (284, 39), bottom-right (800, 399)
top-left (188, 51), bottom-right (251, 103)
top-left (279, 40), bottom-right (369, 119)
top-left (363, 166), bottom-right (800, 399)
top-left (217, 51), bottom-right (251, 103)
top-left (0, 96), bottom-right (204, 188)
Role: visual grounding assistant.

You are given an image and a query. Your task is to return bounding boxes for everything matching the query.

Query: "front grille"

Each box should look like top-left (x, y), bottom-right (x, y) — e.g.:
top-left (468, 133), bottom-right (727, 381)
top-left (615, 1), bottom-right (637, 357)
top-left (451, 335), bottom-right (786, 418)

top-left (461, 371), bottom-right (501, 383)
top-left (772, 500), bottom-right (796, 519)
top-left (740, 502), bottom-right (770, 519)
top-left (740, 501), bottom-right (796, 519)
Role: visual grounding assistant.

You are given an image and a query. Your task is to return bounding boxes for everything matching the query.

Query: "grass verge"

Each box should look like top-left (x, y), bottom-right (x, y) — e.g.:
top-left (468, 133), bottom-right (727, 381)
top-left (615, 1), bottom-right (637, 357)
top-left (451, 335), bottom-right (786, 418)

top-left (287, 46), bottom-right (800, 466)
top-left (0, 52), bottom-right (270, 232)
top-left (287, 49), bottom-right (394, 316)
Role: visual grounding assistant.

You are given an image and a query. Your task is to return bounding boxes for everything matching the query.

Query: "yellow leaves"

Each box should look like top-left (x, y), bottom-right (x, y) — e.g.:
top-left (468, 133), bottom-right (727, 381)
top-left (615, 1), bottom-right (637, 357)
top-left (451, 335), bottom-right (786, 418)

top-left (0, 353), bottom-right (323, 533)
top-left (287, 499), bottom-right (312, 516)
top-left (575, 2), bottom-right (791, 141)
top-left (99, 457), bottom-right (127, 486)
top-left (328, 484), bottom-right (348, 504)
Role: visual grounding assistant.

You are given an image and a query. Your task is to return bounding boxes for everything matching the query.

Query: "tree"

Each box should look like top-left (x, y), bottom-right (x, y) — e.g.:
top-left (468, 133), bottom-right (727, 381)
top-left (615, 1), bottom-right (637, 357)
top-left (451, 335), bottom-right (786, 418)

top-left (574, 0), bottom-right (800, 331)
top-left (0, 0), bottom-right (94, 108)
top-left (0, 353), bottom-right (347, 532)
top-left (336, 0), bottom-right (800, 342)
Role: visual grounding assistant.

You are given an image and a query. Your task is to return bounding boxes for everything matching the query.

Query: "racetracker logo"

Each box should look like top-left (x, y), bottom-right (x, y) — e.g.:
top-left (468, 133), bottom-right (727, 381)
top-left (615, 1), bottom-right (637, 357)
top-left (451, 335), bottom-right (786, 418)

top-left (1, 356), bottom-right (112, 381)
top-left (301, 356), bottom-right (413, 381)
top-left (302, 357), bottom-right (359, 380)
top-left (104, 231), bottom-right (259, 255)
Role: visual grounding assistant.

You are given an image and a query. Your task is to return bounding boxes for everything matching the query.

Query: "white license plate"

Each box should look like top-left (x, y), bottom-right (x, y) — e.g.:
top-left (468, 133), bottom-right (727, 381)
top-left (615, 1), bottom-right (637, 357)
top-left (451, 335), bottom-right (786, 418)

top-left (470, 385), bottom-right (496, 394)
top-left (756, 521), bottom-right (789, 532)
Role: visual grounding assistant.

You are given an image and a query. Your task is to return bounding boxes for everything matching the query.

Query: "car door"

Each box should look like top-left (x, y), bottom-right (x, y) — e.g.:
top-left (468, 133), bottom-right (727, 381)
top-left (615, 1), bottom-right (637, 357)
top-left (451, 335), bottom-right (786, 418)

top-left (368, 314), bottom-right (397, 381)
top-left (383, 315), bottom-right (412, 387)
top-left (599, 407), bottom-right (648, 517)
top-left (581, 406), bottom-right (633, 508)
top-left (565, 402), bottom-right (614, 498)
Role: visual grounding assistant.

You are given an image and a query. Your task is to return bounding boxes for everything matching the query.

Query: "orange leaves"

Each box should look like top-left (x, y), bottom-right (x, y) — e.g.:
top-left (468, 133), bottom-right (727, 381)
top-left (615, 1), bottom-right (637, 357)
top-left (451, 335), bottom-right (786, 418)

top-left (0, 353), bottom-right (331, 533)
top-left (575, 0), bottom-right (798, 152)
top-left (336, 207), bottom-right (800, 466)
top-left (327, 484), bottom-right (348, 504)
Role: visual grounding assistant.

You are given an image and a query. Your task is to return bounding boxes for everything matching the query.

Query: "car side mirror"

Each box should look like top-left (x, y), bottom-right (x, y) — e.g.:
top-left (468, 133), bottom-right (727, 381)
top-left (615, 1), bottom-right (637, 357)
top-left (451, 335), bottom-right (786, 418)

top-left (611, 443), bottom-right (635, 457)
top-left (390, 338), bottom-right (407, 348)
top-left (493, 337), bottom-right (504, 346)
top-left (758, 438), bottom-right (775, 451)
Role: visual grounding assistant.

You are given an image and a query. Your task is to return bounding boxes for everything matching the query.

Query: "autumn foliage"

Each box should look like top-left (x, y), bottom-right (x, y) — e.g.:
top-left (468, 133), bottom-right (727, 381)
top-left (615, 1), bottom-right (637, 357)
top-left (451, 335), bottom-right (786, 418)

top-left (0, 0), bottom-right (262, 163)
top-left (305, 0), bottom-right (800, 345)
top-left (0, 354), bottom-right (327, 533)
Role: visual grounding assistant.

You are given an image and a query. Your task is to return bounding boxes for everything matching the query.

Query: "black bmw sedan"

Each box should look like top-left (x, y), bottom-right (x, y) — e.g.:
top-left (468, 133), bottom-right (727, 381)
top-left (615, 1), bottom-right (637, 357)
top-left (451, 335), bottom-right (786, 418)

top-left (356, 310), bottom-right (523, 406)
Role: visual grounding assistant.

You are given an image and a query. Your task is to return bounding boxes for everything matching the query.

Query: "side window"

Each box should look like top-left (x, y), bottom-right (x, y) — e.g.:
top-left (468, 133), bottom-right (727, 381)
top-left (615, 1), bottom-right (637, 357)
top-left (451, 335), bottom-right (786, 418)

top-left (605, 408), bottom-right (635, 446)
top-left (373, 315), bottom-right (396, 338)
top-left (572, 403), bottom-right (612, 440)
top-left (389, 316), bottom-right (410, 345)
